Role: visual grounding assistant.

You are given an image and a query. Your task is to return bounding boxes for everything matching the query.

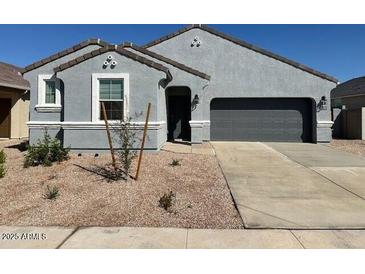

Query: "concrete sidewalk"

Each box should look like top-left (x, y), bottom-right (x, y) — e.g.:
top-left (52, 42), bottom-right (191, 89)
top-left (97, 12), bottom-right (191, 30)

top-left (1, 226), bottom-right (365, 249)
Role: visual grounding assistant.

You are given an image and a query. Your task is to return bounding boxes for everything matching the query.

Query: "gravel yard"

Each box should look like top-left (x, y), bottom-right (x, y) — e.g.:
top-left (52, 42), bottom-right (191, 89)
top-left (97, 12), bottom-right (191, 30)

top-left (0, 140), bottom-right (243, 229)
top-left (330, 139), bottom-right (365, 157)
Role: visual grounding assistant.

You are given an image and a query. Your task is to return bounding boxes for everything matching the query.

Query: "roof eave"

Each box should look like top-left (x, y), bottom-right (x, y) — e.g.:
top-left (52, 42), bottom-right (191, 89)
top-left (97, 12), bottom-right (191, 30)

top-left (122, 42), bottom-right (211, 80)
top-left (54, 45), bottom-right (173, 83)
top-left (23, 38), bottom-right (111, 74)
top-left (0, 81), bottom-right (29, 90)
top-left (143, 24), bottom-right (338, 84)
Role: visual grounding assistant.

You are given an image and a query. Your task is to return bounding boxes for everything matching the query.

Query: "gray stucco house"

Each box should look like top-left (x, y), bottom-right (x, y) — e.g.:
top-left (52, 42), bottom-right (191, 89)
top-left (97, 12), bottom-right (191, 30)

top-left (23, 24), bottom-right (338, 152)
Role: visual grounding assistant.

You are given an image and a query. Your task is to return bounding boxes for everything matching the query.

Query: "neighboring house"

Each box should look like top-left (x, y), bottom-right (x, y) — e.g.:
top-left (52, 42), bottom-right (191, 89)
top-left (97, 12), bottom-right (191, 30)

top-left (23, 25), bottom-right (338, 152)
top-left (331, 76), bottom-right (365, 140)
top-left (0, 62), bottom-right (30, 139)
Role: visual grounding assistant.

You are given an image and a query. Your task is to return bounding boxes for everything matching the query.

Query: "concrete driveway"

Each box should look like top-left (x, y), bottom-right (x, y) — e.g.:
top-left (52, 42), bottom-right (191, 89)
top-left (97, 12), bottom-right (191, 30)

top-left (212, 142), bottom-right (365, 229)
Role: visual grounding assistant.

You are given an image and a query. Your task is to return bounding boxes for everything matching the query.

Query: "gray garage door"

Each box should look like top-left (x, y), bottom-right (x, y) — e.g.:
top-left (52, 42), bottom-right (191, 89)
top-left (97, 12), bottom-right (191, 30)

top-left (210, 98), bottom-right (313, 142)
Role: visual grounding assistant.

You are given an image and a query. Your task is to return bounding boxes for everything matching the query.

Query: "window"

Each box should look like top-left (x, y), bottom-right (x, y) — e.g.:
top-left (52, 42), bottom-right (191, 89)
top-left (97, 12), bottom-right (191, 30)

top-left (36, 74), bottom-right (62, 113)
top-left (99, 79), bottom-right (124, 120)
top-left (45, 80), bottom-right (56, 104)
top-left (92, 73), bottom-right (129, 122)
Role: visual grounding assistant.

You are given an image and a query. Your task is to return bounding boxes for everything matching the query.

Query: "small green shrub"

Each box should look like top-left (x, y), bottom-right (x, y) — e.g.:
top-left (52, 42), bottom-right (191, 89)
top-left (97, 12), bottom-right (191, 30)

top-left (24, 131), bottom-right (70, 168)
top-left (0, 150), bottom-right (6, 178)
top-left (43, 185), bottom-right (59, 200)
top-left (0, 149), bottom-right (6, 164)
top-left (170, 159), bottom-right (181, 167)
top-left (159, 191), bottom-right (175, 211)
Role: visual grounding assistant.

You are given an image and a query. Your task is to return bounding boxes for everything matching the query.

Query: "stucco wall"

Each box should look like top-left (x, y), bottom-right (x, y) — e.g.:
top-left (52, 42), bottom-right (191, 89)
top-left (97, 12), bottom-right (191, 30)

top-left (125, 47), bottom-right (210, 143)
top-left (24, 44), bottom-right (169, 150)
top-left (57, 52), bottom-right (166, 122)
top-left (53, 51), bottom-right (166, 150)
top-left (23, 45), bottom-right (102, 123)
top-left (148, 28), bottom-right (337, 142)
top-left (332, 108), bottom-right (342, 138)
top-left (0, 87), bottom-right (29, 138)
top-left (23, 44), bottom-right (102, 146)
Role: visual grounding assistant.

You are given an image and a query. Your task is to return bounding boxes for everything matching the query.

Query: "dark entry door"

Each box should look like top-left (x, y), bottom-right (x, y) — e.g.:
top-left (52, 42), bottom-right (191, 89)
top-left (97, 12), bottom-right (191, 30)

top-left (167, 95), bottom-right (191, 141)
top-left (0, 99), bottom-right (11, 138)
top-left (210, 98), bottom-right (313, 142)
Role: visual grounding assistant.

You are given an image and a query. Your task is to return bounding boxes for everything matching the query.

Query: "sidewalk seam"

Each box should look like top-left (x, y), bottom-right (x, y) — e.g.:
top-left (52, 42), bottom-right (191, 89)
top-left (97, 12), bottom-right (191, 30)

top-left (309, 167), bottom-right (365, 201)
top-left (56, 227), bottom-right (79, 249)
top-left (289, 230), bottom-right (306, 249)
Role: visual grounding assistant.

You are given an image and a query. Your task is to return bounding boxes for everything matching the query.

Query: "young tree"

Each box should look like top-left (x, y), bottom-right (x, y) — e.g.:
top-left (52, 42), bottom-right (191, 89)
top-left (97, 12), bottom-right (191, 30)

top-left (113, 117), bottom-right (139, 179)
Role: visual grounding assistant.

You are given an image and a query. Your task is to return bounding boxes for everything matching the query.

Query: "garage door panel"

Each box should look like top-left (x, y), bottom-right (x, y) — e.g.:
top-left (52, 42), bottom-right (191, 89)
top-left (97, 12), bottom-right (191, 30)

top-left (213, 128), bottom-right (233, 140)
top-left (210, 98), bottom-right (313, 142)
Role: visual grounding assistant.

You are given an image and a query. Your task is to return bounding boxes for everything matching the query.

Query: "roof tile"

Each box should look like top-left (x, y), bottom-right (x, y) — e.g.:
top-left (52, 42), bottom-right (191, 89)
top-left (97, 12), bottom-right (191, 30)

top-left (0, 62), bottom-right (30, 90)
top-left (331, 76), bottom-right (365, 99)
top-left (23, 38), bottom-right (110, 73)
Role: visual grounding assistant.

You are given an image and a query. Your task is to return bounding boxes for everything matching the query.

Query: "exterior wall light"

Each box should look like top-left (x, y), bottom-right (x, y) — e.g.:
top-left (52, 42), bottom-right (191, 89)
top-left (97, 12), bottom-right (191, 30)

top-left (317, 96), bottom-right (327, 111)
top-left (193, 94), bottom-right (200, 105)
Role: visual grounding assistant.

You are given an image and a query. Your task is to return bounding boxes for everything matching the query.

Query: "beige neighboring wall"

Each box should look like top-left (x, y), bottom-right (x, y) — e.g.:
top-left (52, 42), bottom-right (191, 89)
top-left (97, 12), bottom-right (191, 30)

top-left (0, 86), bottom-right (29, 139)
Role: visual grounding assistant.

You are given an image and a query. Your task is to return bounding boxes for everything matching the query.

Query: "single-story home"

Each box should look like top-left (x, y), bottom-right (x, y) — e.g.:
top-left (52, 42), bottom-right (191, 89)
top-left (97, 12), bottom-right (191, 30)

top-left (0, 62), bottom-right (30, 139)
top-left (331, 76), bottom-right (365, 140)
top-left (23, 25), bottom-right (338, 152)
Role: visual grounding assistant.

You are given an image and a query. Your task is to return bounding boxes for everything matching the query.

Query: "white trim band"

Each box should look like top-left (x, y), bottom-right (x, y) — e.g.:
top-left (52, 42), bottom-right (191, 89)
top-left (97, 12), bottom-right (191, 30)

top-left (35, 105), bottom-right (62, 113)
top-left (189, 120), bottom-right (210, 128)
top-left (317, 120), bottom-right (334, 128)
top-left (27, 121), bottom-right (166, 130)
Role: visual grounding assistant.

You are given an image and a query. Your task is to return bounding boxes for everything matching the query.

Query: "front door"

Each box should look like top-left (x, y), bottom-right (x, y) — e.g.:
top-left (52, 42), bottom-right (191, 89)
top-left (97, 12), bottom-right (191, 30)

top-left (167, 94), bottom-right (191, 141)
top-left (0, 99), bottom-right (11, 138)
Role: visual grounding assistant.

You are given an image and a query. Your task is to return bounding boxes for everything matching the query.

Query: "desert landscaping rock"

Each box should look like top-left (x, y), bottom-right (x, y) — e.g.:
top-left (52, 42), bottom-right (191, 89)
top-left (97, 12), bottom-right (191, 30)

top-left (330, 139), bottom-right (365, 158)
top-left (0, 140), bottom-right (243, 229)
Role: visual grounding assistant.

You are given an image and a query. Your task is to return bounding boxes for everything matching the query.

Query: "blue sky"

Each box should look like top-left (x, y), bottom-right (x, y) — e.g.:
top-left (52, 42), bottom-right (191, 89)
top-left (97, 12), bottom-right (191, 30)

top-left (0, 24), bottom-right (364, 82)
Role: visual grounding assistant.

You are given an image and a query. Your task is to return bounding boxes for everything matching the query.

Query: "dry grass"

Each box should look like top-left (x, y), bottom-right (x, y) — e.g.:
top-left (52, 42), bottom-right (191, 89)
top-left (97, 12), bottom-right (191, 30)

top-left (0, 140), bottom-right (243, 229)
top-left (330, 139), bottom-right (365, 157)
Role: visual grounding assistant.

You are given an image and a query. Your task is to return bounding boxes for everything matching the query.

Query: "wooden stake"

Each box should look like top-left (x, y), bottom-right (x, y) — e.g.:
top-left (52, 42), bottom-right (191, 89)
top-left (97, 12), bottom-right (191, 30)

top-left (101, 102), bottom-right (117, 170)
top-left (135, 102), bottom-right (151, 180)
